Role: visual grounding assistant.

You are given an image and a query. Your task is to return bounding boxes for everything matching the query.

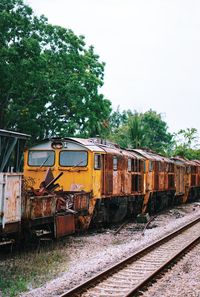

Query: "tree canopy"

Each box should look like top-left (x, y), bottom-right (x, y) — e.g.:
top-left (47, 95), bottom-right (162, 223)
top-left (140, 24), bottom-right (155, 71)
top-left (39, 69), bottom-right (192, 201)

top-left (109, 109), bottom-right (173, 154)
top-left (1, 0), bottom-right (200, 158)
top-left (0, 0), bottom-right (111, 142)
top-left (173, 128), bottom-right (200, 159)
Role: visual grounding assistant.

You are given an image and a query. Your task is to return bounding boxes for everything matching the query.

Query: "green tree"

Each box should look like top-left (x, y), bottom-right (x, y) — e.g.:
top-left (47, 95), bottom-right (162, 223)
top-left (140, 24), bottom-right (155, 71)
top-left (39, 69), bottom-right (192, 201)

top-left (109, 109), bottom-right (173, 153)
top-left (0, 0), bottom-right (111, 142)
top-left (109, 106), bottom-right (129, 130)
top-left (173, 128), bottom-right (200, 159)
top-left (141, 110), bottom-right (173, 154)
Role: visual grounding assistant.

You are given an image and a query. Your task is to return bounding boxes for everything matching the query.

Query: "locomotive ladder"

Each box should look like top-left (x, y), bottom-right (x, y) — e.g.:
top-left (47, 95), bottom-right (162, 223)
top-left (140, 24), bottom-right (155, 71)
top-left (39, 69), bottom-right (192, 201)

top-left (60, 216), bottom-right (200, 297)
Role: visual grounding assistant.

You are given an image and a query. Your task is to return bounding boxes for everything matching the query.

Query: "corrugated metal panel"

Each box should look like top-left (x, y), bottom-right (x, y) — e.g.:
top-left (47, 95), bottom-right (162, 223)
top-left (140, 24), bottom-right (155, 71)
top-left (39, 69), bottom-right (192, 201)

top-left (0, 173), bottom-right (22, 229)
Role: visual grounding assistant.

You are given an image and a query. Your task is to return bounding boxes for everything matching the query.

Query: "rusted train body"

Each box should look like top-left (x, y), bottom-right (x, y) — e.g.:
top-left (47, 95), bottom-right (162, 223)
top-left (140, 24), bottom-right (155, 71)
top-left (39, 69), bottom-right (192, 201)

top-left (1, 132), bottom-right (200, 242)
top-left (22, 137), bottom-right (200, 238)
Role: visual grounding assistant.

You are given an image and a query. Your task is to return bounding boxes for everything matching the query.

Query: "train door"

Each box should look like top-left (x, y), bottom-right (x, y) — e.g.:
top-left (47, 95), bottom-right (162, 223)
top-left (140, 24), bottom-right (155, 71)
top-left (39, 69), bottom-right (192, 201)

top-left (154, 161), bottom-right (159, 190)
top-left (93, 153), bottom-right (104, 197)
top-left (180, 166), bottom-right (185, 194)
top-left (102, 154), bottom-right (113, 195)
top-left (176, 165), bottom-right (181, 193)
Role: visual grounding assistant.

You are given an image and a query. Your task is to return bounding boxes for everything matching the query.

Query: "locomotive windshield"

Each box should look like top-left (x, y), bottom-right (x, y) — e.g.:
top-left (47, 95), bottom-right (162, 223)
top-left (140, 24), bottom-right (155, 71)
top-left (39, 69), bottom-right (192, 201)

top-left (28, 150), bottom-right (55, 166)
top-left (59, 151), bottom-right (88, 167)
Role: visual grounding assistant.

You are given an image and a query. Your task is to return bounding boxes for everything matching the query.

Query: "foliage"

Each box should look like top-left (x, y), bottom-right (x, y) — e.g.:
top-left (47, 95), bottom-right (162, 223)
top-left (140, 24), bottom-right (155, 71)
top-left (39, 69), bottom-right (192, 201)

top-left (0, 0), bottom-right (111, 142)
top-left (1, 0), bottom-right (199, 156)
top-left (109, 109), bottom-right (173, 154)
top-left (109, 106), bottom-right (129, 130)
top-left (173, 128), bottom-right (200, 159)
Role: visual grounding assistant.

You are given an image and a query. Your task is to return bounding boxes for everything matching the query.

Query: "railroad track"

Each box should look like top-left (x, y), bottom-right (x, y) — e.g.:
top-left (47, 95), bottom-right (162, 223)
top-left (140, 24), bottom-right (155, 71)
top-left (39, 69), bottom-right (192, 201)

top-left (60, 216), bottom-right (200, 297)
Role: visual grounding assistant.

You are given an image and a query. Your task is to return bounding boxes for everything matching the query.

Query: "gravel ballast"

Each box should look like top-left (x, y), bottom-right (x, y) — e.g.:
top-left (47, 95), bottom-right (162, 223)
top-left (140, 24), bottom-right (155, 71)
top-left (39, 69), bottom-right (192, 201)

top-left (21, 202), bottom-right (200, 297)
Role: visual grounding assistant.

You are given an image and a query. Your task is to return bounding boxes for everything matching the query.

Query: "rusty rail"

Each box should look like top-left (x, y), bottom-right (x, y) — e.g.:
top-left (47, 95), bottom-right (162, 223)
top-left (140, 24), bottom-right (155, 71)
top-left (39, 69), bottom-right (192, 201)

top-left (60, 216), bottom-right (200, 297)
top-left (113, 220), bottom-right (129, 235)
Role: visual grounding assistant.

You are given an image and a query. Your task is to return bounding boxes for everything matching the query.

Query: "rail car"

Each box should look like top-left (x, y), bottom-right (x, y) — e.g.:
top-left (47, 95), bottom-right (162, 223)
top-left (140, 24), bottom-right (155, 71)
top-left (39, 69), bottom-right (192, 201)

top-left (23, 137), bottom-right (200, 237)
top-left (130, 149), bottom-right (176, 215)
top-left (0, 129), bottom-right (30, 244)
top-left (172, 156), bottom-right (200, 203)
top-left (1, 131), bottom-right (200, 243)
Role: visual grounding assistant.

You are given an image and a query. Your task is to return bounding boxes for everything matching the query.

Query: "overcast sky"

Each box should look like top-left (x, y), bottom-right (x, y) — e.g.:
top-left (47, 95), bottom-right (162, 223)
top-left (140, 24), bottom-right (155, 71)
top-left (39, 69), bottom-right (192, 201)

top-left (26, 0), bottom-right (200, 135)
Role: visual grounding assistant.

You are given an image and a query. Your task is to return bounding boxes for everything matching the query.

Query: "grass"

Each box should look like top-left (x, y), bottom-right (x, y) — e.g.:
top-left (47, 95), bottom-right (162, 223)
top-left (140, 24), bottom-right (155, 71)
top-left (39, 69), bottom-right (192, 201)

top-left (0, 242), bottom-right (70, 297)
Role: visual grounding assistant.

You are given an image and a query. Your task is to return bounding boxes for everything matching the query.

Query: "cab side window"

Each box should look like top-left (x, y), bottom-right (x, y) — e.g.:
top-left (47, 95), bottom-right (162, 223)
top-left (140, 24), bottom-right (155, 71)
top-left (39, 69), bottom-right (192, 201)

top-left (94, 154), bottom-right (101, 169)
top-left (113, 156), bottom-right (118, 171)
top-left (143, 161), bottom-right (146, 173)
top-left (149, 161), bottom-right (154, 172)
top-left (128, 158), bottom-right (132, 172)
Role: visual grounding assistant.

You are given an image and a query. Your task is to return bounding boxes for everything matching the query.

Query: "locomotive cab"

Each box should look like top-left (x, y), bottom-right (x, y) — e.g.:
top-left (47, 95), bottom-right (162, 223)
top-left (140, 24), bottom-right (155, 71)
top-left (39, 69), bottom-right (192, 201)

top-left (23, 138), bottom-right (106, 232)
top-left (24, 138), bottom-right (105, 195)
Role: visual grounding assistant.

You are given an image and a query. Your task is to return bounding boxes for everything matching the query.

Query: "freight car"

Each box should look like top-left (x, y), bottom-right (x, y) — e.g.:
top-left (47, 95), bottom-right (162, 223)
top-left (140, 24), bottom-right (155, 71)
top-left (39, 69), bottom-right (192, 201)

top-left (23, 137), bottom-right (200, 237)
top-left (0, 129), bottom-right (30, 244)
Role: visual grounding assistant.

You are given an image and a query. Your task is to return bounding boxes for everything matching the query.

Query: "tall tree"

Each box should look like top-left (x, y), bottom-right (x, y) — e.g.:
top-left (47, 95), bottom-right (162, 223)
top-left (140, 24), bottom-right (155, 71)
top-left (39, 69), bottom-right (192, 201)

top-left (109, 106), bottom-right (129, 130)
top-left (141, 110), bottom-right (173, 154)
top-left (0, 0), bottom-right (111, 142)
top-left (173, 128), bottom-right (200, 159)
top-left (109, 109), bottom-right (173, 154)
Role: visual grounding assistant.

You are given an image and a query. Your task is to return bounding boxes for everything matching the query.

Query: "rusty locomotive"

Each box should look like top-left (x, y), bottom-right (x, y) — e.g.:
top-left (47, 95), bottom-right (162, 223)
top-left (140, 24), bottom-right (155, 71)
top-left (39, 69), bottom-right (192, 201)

top-left (1, 130), bottom-right (200, 244)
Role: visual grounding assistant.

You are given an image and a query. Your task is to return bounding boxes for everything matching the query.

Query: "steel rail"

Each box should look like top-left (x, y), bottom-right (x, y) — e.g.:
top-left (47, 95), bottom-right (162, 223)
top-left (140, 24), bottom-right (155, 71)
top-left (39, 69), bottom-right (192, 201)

top-left (124, 234), bottom-right (200, 297)
top-left (60, 216), bottom-right (200, 297)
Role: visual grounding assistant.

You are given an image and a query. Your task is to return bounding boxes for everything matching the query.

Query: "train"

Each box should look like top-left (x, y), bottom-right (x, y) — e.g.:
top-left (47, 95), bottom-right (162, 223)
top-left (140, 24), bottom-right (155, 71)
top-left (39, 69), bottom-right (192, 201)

top-left (1, 130), bottom-right (200, 244)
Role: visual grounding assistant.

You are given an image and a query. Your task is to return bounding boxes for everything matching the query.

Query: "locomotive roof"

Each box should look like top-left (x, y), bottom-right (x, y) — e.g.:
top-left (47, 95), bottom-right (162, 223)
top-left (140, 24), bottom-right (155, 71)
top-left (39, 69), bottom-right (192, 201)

top-left (122, 149), bottom-right (145, 160)
top-left (29, 138), bottom-right (147, 159)
top-left (65, 139), bottom-right (144, 158)
top-left (187, 160), bottom-right (200, 166)
top-left (170, 157), bottom-right (186, 167)
top-left (71, 138), bottom-right (145, 159)
top-left (29, 138), bottom-right (105, 152)
top-left (97, 145), bottom-right (145, 159)
top-left (193, 160), bottom-right (200, 166)
top-left (172, 156), bottom-right (198, 166)
top-left (132, 149), bottom-right (173, 163)
top-left (29, 138), bottom-right (200, 167)
top-left (65, 138), bottom-right (105, 152)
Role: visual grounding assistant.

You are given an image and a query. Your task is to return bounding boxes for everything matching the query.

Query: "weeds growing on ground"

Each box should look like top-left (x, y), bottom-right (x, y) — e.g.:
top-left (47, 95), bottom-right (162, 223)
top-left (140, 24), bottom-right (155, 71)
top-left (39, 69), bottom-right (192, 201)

top-left (0, 242), bottom-right (69, 297)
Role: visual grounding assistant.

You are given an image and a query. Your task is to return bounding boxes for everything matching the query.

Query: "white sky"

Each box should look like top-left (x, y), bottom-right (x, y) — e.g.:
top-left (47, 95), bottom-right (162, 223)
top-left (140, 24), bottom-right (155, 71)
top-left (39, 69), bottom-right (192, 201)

top-left (26, 0), bottom-right (200, 135)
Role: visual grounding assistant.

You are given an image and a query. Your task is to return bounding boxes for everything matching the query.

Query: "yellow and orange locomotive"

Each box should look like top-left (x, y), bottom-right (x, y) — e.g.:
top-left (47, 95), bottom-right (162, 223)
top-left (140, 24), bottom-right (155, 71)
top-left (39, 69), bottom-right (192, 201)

top-left (23, 137), bottom-right (200, 238)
